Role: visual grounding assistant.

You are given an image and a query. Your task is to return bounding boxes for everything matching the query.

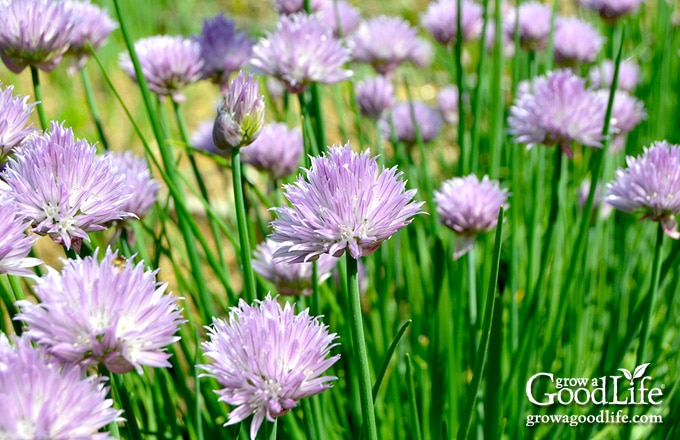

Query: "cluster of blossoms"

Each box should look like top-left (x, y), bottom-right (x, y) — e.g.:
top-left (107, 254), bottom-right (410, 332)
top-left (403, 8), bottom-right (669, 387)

top-left (0, 83), bottom-right (35, 161)
top-left (355, 76), bottom-right (395, 121)
top-left (381, 100), bottom-right (443, 145)
top-left (200, 295), bottom-right (340, 440)
top-left (0, 195), bottom-right (42, 277)
top-left (589, 59), bottom-right (641, 92)
top-left (422, 0), bottom-right (484, 45)
top-left (0, 0), bottom-right (116, 73)
top-left (578, 0), bottom-right (644, 22)
top-left (241, 123), bottom-right (303, 180)
top-left (435, 174), bottom-right (509, 259)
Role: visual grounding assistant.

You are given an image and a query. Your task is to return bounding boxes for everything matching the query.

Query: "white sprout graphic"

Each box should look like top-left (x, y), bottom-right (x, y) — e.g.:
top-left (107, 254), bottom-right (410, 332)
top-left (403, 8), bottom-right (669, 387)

top-left (618, 363), bottom-right (651, 386)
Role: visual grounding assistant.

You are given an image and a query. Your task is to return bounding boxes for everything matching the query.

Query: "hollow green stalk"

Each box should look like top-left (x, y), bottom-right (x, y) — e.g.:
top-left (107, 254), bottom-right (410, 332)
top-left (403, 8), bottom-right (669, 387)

top-left (232, 147), bottom-right (256, 302)
top-left (636, 223), bottom-right (664, 366)
top-left (30, 66), bottom-right (49, 130)
top-left (80, 65), bottom-right (109, 150)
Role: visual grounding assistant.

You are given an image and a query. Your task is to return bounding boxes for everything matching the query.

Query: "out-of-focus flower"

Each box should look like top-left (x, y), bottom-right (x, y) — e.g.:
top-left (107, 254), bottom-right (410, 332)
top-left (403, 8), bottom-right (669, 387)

top-left (196, 13), bottom-right (254, 91)
top-left (273, 0), bottom-right (327, 15)
top-left (355, 76), bottom-right (395, 120)
top-left (0, 0), bottom-right (74, 73)
top-left (0, 334), bottom-right (122, 439)
top-left (578, 179), bottom-right (613, 220)
top-left (318, 0), bottom-right (361, 37)
top-left (411, 37), bottom-right (434, 68)
top-left (508, 69), bottom-right (607, 156)
top-left (553, 17), bottom-right (603, 67)
top-left (380, 100), bottom-right (443, 145)
top-left (438, 85), bottom-right (459, 125)
top-left (270, 143), bottom-right (424, 262)
top-left (589, 59), bottom-right (640, 92)
top-left (0, 197), bottom-right (42, 277)
top-left (107, 151), bottom-right (159, 219)
top-left (213, 72), bottom-right (265, 151)
top-left (605, 90), bottom-right (646, 153)
top-left (191, 120), bottom-right (221, 155)
top-left (351, 15), bottom-right (421, 76)
top-left (484, 19), bottom-right (515, 57)
top-left (252, 239), bottom-right (339, 295)
top-left (578, 0), bottom-right (644, 22)
top-left (64, 0), bottom-right (117, 74)
top-left (199, 295), bottom-right (339, 440)
top-left (17, 247), bottom-right (185, 374)
top-left (434, 174), bottom-right (509, 259)
top-left (0, 83), bottom-right (35, 161)
top-left (119, 35), bottom-right (203, 102)
top-left (251, 13), bottom-right (352, 94)
top-left (1, 122), bottom-right (132, 250)
top-left (606, 141), bottom-right (680, 238)
top-left (241, 123), bottom-right (302, 179)
top-left (422, 0), bottom-right (484, 45)
top-left (504, 2), bottom-right (553, 52)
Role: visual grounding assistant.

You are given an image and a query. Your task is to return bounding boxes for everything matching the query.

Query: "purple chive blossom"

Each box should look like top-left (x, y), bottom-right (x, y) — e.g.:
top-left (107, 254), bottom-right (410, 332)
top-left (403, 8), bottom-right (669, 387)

top-left (318, 0), bottom-right (361, 37)
top-left (119, 35), bottom-right (203, 102)
top-left (0, 83), bottom-right (35, 160)
top-left (241, 123), bottom-right (303, 179)
top-left (504, 2), bottom-right (553, 52)
top-left (270, 143), bottom-right (424, 262)
top-left (508, 69), bottom-right (607, 156)
top-left (434, 174), bottom-right (509, 259)
top-left (64, 0), bottom-right (117, 74)
top-left (197, 13), bottom-right (254, 91)
top-left (0, 0), bottom-right (74, 73)
top-left (411, 37), bottom-right (434, 68)
top-left (589, 59), bottom-right (640, 92)
top-left (16, 247), bottom-right (185, 374)
top-left (199, 295), bottom-right (339, 440)
top-left (578, 0), bottom-right (644, 22)
top-left (605, 90), bottom-right (646, 153)
top-left (606, 142), bottom-right (680, 238)
top-left (251, 13), bottom-right (352, 94)
top-left (438, 85), bottom-right (460, 125)
top-left (553, 17), bottom-right (603, 67)
top-left (0, 335), bottom-right (122, 440)
top-left (191, 120), bottom-right (221, 155)
top-left (273, 0), bottom-right (328, 15)
top-left (351, 16), bottom-right (422, 77)
top-left (380, 101), bottom-right (443, 145)
top-left (107, 151), bottom-right (159, 219)
top-left (252, 240), bottom-right (339, 296)
top-left (1, 122), bottom-right (133, 250)
top-left (422, 0), bottom-right (484, 46)
top-left (355, 76), bottom-right (396, 120)
top-left (0, 197), bottom-right (42, 277)
top-left (213, 71), bottom-right (265, 151)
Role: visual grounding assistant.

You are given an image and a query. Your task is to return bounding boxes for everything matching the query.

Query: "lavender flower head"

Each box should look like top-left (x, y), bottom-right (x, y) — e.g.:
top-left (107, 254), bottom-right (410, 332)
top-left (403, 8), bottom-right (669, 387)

top-left (0, 0), bottom-right (74, 73)
top-left (107, 151), bottom-right (159, 218)
top-left (434, 174), bottom-right (509, 259)
top-left (606, 141), bottom-right (680, 238)
top-left (0, 197), bottom-right (42, 277)
top-left (17, 247), bottom-right (185, 374)
top-left (1, 122), bottom-right (133, 250)
top-left (351, 15), bottom-right (422, 77)
top-left (422, 0), bottom-right (484, 46)
top-left (355, 76), bottom-right (396, 120)
top-left (606, 90), bottom-right (646, 153)
top-left (380, 101), bottom-right (443, 145)
top-left (213, 72), bottom-right (265, 151)
top-left (197, 13), bottom-right (254, 91)
top-left (251, 13), bottom-right (352, 94)
top-left (64, 0), bottom-right (117, 74)
top-left (438, 85), bottom-right (460, 125)
top-left (0, 335), bottom-right (122, 439)
top-left (553, 17), bottom-right (603, 67)
top-left (504, 2), bottom-right (553, 52)
top-left (119, 35), bottom-right (203, 102)
top-left (578, 0), bottom-right (644, 22)
top-left (241, 123), bottom-right (302, 179)
top-left (0, 83), bottom-right (35, 161)
top-left (273, 0), bottom-right (327, 15)
top-left (200, 295), bottom-right (339, 440)
top-left (252, 239), bottom-right (339, 296)
top-left (318, 0), bottom-right (361, 37)
top-left (270, 143), bottom-right (424, 262)
top-left (589, 59), bottom-right (640, 92)
top-left (508, 69), bottom-right (607, 156)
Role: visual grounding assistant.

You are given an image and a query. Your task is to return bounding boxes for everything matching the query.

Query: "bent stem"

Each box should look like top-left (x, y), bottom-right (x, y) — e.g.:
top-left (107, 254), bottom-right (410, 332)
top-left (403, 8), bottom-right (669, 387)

top-left (346, 254), bottom-right (378, 440)
top-left (636, 223), bottom-right (664, 366)
top-left (232, 148), bottom-right (256, 302)
top-left (30, 66), bottom-right (49, 130)
top-left (80, 65), bottom-right (109, 150)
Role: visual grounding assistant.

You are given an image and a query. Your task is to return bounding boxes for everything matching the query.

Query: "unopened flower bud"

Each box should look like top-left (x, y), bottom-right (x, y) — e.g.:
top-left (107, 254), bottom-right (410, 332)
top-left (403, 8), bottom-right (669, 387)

top-left (212, 71), bottom-right (265, 151)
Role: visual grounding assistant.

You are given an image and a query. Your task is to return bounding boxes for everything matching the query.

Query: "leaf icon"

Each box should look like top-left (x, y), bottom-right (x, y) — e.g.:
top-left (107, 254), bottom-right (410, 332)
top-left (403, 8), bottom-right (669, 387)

top-left (633, 363), bottom-right (650, 380)
top-left (618, 368), bottom-right (633, 381)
